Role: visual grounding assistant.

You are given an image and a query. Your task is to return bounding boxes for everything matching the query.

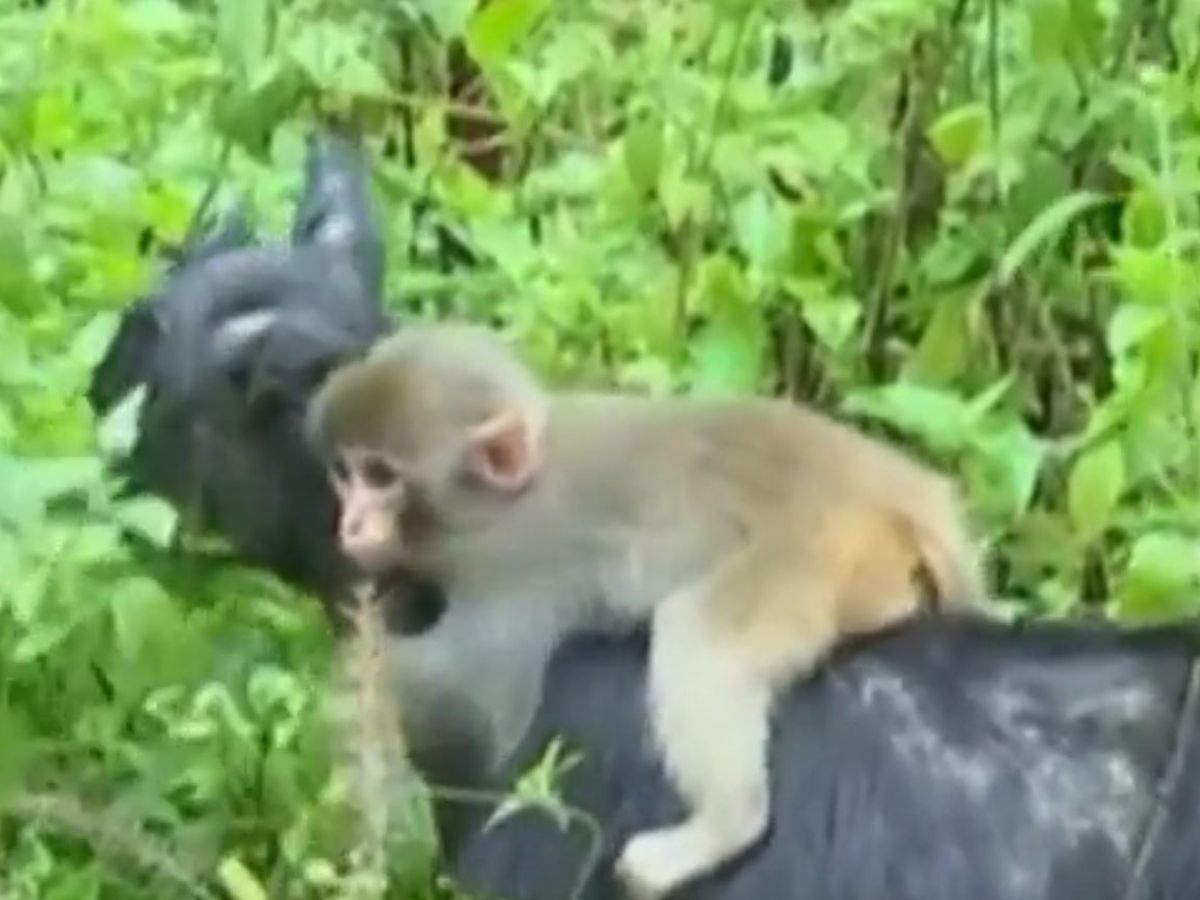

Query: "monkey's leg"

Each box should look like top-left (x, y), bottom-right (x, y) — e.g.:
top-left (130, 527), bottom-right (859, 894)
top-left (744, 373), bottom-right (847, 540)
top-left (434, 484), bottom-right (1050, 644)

top-left (614, 549), bottom-right (839, 900)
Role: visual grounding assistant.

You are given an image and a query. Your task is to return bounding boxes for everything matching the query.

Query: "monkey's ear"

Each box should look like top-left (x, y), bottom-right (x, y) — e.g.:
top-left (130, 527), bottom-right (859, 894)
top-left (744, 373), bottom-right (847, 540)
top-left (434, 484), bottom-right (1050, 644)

top-left (467, 410), bottom-right (540, 491)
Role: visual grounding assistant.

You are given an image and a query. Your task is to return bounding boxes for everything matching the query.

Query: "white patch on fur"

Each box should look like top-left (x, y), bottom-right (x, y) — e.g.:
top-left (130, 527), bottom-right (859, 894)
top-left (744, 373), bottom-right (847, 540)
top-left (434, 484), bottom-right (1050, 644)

top-left (852, 664), bottom-right (1156, 896)
top-left (212, 309), bottom-right (277, 357)
top-left (318, 213), bottom-right (355, 246)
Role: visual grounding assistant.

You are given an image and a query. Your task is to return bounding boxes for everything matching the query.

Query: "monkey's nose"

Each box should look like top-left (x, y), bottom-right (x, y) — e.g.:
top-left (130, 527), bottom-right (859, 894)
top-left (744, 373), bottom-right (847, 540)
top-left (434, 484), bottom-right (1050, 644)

top-left (339, 511), bottom-right (368, 547)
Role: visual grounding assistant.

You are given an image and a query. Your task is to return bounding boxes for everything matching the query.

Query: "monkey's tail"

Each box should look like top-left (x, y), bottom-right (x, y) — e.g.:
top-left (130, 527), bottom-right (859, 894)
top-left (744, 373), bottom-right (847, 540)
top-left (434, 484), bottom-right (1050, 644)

top-left (903, 489), bottom-right (988, 613)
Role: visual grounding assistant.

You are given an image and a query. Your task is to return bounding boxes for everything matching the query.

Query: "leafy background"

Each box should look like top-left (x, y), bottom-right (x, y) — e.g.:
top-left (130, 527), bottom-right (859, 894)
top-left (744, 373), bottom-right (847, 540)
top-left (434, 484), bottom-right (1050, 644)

top-left (2, 0), bottom-right (1199, 896)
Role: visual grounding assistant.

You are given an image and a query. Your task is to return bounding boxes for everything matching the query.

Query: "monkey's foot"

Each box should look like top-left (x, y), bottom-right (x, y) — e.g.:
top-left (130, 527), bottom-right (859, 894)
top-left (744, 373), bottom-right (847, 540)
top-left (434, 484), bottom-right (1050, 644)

top-left (615, 825), bottom-right (710, 900)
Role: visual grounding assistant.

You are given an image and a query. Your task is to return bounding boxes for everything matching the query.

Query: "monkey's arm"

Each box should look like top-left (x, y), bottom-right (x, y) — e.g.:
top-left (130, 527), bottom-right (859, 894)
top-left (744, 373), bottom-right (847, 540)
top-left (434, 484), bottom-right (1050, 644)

top-left (442, 617), bottom-right (1200, 900)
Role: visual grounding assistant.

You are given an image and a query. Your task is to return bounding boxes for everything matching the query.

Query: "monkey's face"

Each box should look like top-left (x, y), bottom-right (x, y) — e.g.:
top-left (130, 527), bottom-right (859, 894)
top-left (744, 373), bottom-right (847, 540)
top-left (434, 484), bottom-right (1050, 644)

top-left (325, 406), bottom-right (542, 575)
top-left (330, 446), bottom-right (411, 572)
top-left (311, 327), bottom-right (548, 572)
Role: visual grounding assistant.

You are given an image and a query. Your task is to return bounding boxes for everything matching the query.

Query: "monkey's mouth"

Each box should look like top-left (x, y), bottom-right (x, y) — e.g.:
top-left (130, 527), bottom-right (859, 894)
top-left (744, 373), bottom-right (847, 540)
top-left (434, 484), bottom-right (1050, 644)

top-left (344, 541), bottom-right (408, 576)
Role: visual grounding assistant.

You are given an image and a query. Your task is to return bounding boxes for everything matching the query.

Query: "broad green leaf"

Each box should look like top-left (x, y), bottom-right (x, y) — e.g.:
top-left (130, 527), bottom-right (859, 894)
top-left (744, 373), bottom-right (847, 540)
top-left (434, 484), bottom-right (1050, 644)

top-left (218, 856), bottom-right (269, 900)
top-left (8, 456), bottom-right (104, 508)
top-left (998, 191), bottom-right (1107, 286)
top-left (108, 576), bottom-right (176, 660)
top-left (217, 0), bottom-right (269, 81)
top-left (1111, 245), bottom-right (1181, 305)
top-left (905, 290), bottom-right (971, 383)
top-left (212, 58), bottom-right (300, 156)
top-left (928, 103), bottom-right (989, 168)
top-left (968, 423), bottom-right (1046, 521)
top-left (12, 607), bottom-right (93, 664)
top-left (1122, 188), bottom-right (1168, 247)
top-left (1066, 0), bottom-right (1105, 64)
top-left (526, 151), bottom-right (606, 199)
top-left (688, 317), bottom-right (766, 397)
top-left (659, 169), bottom-right (711, 230)
top-left (795, 289), bottom-right (860, 351)
top-left (0, 701), bottom-right (34, 804)
top-left (335, 54), bottom-right (392, 100)
top-left (1107, 304), bottom-right (1169, 356)
top-left (732, 192), bottom-right (787, 274)
top-left (111, 496), bottom-right (179, 548)
top-left (467, 0), bottom-right (550, 66)
top-left (1067, 441), bottom-right (1124, 539)
top-left (623, 116), bottom-right (663, 198)
top-left (41, 867), bottom-right (102, 900)
top-left (1117, 532), bottom-right (1200, 622)
top-left (130, 0), bottom-right (194, 37)
top-left (416, 0), bottom-right (478, 39)
top-left (693, 254), bottom-right (750, 318)
top-left (842, 383), bottom-right (975, 453)
top-left (791, 112), bottom-right (852, 179)
top-left (1028, 0), bottom-right (1068, 61)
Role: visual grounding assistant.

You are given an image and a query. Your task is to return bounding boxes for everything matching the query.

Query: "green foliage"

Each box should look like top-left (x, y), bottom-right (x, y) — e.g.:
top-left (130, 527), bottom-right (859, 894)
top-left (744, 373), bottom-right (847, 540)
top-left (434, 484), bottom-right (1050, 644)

top-left (2, 0), bottom-right (1200, 894)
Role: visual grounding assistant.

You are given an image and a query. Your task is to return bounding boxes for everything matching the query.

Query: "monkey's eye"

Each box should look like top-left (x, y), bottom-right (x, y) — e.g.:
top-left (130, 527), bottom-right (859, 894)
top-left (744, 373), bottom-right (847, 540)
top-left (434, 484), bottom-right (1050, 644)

top-left (361, 455), bottom-right (400, 489)
top-left (330, 455), bottom-right (351, 483)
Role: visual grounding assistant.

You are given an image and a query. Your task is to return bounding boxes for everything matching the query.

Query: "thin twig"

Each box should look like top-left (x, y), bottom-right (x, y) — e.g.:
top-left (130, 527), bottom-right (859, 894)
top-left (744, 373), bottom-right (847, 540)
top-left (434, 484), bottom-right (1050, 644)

top-left (340, 581), bottom-right (408, 895)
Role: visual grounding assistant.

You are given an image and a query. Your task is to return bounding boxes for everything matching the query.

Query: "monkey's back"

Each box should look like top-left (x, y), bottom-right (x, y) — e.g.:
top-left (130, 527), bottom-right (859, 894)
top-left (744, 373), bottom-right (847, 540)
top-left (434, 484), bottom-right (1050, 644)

top-left (546, 392), bottom-right (951, 529)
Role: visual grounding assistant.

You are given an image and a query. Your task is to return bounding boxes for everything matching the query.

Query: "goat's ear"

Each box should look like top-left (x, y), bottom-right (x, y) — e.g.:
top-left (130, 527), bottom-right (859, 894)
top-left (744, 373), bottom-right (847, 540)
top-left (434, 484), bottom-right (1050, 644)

top-left (87, 304), bottom-right (162, 415)
top-left (290, 129), bottom-right (384, 301)
top-left (465, 409), bottom-right (541, 492)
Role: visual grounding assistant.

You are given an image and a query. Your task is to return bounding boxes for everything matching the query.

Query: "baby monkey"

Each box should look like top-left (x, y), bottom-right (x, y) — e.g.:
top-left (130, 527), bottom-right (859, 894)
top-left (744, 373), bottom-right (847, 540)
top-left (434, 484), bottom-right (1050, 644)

top-left (309, 323), bottom-right (986, 900)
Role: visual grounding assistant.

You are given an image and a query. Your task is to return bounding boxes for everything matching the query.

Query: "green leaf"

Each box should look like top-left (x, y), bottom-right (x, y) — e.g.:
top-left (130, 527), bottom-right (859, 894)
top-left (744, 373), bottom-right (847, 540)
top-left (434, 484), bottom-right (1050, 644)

top-left (1107, 304), bottom-right (1169, 357)
top-left (905, 290), bottom-right (970, 383)
top-left (467, 0), bottom-right (550, 66)
top-left (623, 116), bottom-right (663, 198)
top-left (928, 103), bottom-right (989, 168)
top-left (788, 283), bottom-right (860, 351)
top-left (1065, 0), bottom-right (1104, 64)
top-left (688, 317), bottom-right (766, 397)
top-left (842, 383), bottom-right (975, 454)
top-left (1117, 532), bottom-right (1200, 622)
top-left (659, 168), bottom-right (711, 229)
top-left (693, 254), bottom-right (750, 318)
top-left (732, 192), bottom-right (786, 274)
top-left (217, 0), bottom-right (269, 81)
top-left (111, 496), bottom-right (179, 548)
top-left (967, 423), bottom-right (1047, 521)
top-left (217, 856), bottom-right (269, 900)
top-left (416, 0), bottom-right (478, 39)
top-left (1111, 245), bottom-right (1181, 305)
top-left (12, 607), bottom-right (92, 664)
top-left (1122, 188), bottom-right (1168, 247)
top-left (1028, 0), bottom-right (1068, 62)
top-left (791, 113), bottom-right (852, 179)
top-left (998, 191), bottom-right (1107, 286)
top-left (486, 738), bottom-right (581, 832)
top-left (108, 576), bottom-right (177, 660)
top-left (11, 456), bottom-right (104, 507)
top-left (1067, 440), bottom-right (1124, 540)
